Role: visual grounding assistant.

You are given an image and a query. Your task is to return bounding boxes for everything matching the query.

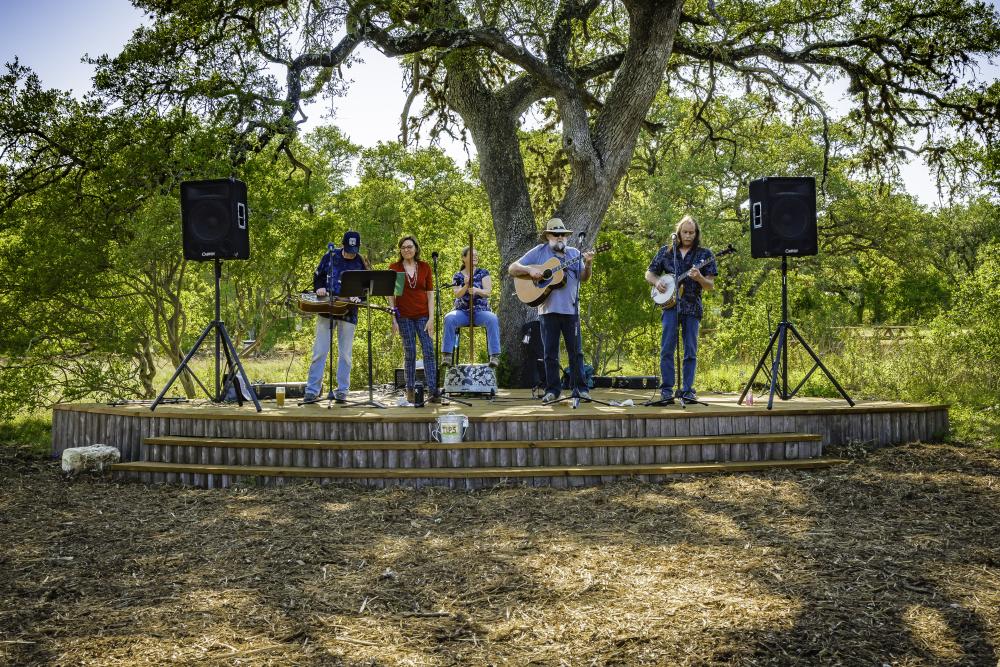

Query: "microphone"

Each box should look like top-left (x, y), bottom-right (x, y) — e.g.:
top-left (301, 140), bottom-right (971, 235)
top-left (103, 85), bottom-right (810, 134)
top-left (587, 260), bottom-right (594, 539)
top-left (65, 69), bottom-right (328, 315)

top-left (431, 251), bottom-right (439, 259)
top-left (327, 241), bottom-right (336, 252)
top-left (670, 232), bottom-right (678, 246)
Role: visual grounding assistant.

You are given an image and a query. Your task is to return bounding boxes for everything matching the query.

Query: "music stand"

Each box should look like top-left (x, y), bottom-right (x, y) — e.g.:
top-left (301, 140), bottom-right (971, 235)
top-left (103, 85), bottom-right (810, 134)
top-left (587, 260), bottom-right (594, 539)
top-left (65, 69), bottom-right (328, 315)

top-left (338, 270), bottom-right (398, 409)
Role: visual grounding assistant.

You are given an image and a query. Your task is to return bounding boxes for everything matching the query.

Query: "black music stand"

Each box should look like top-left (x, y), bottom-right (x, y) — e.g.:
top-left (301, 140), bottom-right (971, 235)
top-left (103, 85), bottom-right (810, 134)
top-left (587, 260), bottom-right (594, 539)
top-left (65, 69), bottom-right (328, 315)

top-left (338, 270), bottom-right (398, 409)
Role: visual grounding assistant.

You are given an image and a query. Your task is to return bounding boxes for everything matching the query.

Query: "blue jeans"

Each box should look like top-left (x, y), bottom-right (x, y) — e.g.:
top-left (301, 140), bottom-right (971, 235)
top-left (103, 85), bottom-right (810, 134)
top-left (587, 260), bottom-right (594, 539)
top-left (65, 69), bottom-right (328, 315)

top-left (660, 309), bottom-right (700, 395)
top-left (397, 316), bottom-right (437, 390)
top-left (307, 316), bottom-right (356, 396)
top-left (540, 313), bottom-right (586, 398)
top-left (442, 309), bottom-right (501, 355)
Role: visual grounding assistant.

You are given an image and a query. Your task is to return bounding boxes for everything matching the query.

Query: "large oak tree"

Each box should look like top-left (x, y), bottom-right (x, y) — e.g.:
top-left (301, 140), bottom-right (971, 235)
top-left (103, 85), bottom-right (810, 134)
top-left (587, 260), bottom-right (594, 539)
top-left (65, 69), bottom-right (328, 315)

top-left (88, 0), bottom-right (1000, 376)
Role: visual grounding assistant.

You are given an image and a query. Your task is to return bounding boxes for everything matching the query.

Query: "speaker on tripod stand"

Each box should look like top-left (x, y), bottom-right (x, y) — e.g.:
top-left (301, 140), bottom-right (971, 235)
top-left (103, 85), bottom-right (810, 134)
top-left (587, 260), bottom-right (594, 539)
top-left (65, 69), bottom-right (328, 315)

top-left (151, 178), bottom-right (260, 411)
top-left (740, 176), bottom-right (853, 409)
top-left (749, 176), bottom-right (818, 258)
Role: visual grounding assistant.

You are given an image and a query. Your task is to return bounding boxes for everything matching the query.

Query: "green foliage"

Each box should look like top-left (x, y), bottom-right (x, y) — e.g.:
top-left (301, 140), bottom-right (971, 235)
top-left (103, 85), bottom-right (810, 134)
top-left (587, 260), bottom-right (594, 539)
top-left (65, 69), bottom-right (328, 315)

top-left (0, 413), bottom-right (51, 456)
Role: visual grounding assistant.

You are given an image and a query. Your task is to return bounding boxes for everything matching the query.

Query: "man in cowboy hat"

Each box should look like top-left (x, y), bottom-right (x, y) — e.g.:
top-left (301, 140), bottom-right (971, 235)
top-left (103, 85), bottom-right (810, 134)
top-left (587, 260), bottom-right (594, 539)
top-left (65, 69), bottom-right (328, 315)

top-left (508, 217), bottom-right (595, 403)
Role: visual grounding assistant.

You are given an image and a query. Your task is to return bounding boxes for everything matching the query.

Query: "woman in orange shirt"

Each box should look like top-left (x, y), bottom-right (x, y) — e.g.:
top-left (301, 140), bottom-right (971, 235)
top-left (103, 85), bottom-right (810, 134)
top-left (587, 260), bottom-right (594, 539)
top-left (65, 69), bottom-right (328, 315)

top-left (388, 236), bottom-right (442, 403)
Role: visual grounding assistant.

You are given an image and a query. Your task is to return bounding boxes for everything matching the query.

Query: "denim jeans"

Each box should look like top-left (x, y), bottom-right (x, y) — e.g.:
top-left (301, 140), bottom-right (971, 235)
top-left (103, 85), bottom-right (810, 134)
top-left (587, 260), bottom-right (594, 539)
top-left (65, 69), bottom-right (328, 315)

top-left (307, 316), bottom-right (356, 397)
top-left (659, 308), bottom-right (700, 395)
top-left (397, 316), bottom-right (437, 390)
top-left (442, 309), bottom-right (501, 356)
top-left (539, 313), bottom-right (586, 398)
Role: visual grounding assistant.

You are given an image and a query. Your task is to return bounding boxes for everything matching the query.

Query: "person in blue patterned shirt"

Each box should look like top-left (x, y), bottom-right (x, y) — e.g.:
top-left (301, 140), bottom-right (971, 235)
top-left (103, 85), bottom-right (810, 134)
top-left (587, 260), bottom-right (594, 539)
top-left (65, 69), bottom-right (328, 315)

top-left (304, 230), bottom-right (368, 403)
top-left (644, 215), bottom-right (717, 403)
top-left (441, 246), bottom-right (502, 368)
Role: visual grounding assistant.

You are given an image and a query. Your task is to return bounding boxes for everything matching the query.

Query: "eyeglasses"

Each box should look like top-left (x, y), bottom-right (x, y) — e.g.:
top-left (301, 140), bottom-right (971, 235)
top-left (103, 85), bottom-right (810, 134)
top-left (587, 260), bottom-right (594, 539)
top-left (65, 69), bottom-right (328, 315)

top-left (400, 244), bottom-right (416, 250)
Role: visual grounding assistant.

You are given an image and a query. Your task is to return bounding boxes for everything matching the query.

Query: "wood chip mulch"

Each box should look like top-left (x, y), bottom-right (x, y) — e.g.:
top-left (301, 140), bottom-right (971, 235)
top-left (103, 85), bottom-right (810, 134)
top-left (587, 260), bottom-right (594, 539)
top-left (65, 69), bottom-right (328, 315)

top-left (1, 441), bottom-right (998, 666)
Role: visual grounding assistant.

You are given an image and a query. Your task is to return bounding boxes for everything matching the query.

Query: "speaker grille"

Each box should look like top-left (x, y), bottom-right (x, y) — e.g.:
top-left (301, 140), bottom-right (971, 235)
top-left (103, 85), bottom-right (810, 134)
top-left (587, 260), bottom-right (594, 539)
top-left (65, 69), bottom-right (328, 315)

top-left (771, 196), bottom-right (810, 238)
top-left (188, 199), bottom-right (231, 242)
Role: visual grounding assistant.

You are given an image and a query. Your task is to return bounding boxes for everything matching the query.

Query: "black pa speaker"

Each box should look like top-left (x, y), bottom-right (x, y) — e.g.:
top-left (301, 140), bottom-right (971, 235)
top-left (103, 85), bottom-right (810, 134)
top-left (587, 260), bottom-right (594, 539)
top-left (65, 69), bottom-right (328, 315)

top-left (749, 177), bottom-right (817, 258)
top-left (181, 179), bottom-right (250, 261)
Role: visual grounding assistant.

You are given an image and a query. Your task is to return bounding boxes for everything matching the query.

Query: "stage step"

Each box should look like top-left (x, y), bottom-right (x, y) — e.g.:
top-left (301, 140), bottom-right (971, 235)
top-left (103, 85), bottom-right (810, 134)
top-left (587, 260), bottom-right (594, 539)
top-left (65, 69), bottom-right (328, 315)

top-left (145, 432), bottom-right (821, 451)
top-left (112, 458), bottom-right (847, 489)
top-left (138, 434), bottom-right (824, 472)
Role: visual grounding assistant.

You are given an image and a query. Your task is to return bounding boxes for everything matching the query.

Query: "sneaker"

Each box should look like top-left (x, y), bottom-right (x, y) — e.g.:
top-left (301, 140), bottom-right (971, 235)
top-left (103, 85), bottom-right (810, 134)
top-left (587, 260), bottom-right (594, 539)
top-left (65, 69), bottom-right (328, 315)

top-left (659, 392), bottom-right (675, 405)
top-left (578, 390), bottom-right (591, 401)
top-left (679, 391), bottom-right (698, 403)
top-left (303, 392), bottom-right (319, 403)
top-left (334, 392), bottom-right (348, 404)
top-left (488, 354), bottom-right (500, 368)
top-left (541, 392), bottom-right (557, 403)
top-left (441, 352), bottom-right (453, 367)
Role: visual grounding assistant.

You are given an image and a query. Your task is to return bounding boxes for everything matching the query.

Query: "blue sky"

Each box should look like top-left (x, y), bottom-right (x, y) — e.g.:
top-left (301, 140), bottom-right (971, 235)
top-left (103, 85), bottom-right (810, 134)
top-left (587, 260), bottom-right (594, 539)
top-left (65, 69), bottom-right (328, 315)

top-left (3, 0), bottom-right (998, 206)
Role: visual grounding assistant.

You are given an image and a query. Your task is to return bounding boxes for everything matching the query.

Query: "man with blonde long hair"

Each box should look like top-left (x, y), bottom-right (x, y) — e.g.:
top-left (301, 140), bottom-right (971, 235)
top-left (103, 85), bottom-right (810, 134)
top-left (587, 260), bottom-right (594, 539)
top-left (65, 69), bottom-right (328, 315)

top-left (645, 215), bottom-right (717, 404)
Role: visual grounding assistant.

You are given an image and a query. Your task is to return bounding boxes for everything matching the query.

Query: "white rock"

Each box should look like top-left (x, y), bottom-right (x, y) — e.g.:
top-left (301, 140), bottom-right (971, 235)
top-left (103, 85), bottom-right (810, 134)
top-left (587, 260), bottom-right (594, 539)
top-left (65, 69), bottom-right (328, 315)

top-left (61, 445), bottom-right (121, 474)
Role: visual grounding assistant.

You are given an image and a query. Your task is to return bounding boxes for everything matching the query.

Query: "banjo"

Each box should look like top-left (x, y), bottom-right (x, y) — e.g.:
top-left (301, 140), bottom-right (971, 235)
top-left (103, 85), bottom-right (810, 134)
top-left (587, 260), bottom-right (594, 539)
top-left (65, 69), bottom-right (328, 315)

top-left (650, 245), bottom-right (735, 308)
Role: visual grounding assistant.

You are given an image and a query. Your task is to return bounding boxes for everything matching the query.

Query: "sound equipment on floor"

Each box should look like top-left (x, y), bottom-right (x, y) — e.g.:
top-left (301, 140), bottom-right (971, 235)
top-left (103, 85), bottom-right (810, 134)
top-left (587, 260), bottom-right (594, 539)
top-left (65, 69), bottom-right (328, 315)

top-left (181, 178), bottom-right (250, 261)
top-left (250, 382), bottom-right (307, 400)
top-left (395, 368), bottom-right (426, 390)
top-left (519, 320), bottom-right (544, 390)
top-left (748, 176), bottom-right (817, 258)
top-left (607, 376), bottom-right (659, 390)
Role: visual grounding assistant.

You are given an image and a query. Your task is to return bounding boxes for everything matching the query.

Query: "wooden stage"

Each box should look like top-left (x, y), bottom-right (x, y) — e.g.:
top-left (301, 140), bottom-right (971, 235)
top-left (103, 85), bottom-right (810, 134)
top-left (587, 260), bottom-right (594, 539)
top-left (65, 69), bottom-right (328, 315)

top-left (51, 389), bottom-right (949, 489)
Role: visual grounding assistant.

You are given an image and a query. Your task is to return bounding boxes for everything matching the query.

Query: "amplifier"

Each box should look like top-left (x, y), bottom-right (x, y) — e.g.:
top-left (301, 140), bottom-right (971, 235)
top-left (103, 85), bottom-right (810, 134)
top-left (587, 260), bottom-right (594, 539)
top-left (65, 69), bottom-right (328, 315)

top-left (394, 368), bottom-right (426, 389)
top-left (610, 376), bottom-right (659, 390)
top-left (252, 382), bottom-right (307, 399)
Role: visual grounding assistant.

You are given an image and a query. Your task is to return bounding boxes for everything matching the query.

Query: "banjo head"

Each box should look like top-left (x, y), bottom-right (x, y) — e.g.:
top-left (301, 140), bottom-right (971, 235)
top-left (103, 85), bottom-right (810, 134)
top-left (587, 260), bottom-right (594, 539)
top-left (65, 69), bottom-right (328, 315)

top-left (650, 280), bottom-right (676, 305)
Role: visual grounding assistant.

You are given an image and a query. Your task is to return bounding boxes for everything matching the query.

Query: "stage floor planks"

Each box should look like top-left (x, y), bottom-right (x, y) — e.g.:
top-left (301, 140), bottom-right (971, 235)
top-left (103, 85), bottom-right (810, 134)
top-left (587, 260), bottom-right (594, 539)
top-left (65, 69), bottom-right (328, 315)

top-left (53, 388), bottom-right (946, 423)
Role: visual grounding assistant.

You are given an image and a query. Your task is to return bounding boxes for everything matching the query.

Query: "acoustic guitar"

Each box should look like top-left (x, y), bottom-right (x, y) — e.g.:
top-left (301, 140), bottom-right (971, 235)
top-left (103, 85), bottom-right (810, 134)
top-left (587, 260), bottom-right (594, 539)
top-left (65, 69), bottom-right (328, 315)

top-left (514, 242), bottom-right (611, 306)
top-left (650, 245), bottom-right (735, 309)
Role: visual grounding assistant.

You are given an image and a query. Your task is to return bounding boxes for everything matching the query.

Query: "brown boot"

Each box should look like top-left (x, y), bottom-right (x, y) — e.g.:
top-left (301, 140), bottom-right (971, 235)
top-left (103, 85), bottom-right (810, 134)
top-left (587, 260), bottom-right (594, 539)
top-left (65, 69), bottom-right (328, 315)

top-left (406, 388), bottom-right (415, 404)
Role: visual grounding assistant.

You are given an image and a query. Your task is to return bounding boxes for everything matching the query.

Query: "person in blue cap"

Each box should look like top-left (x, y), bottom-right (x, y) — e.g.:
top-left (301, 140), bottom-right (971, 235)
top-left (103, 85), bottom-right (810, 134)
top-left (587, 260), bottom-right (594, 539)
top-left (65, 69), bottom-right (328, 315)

top-left (304, 230), bottom-right (367, 402)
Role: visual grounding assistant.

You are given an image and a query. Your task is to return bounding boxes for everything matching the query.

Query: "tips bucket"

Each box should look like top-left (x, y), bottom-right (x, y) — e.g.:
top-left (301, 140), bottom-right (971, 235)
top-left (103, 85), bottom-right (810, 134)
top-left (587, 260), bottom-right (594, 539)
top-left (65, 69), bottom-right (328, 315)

top-left (431, 414), bottom-right (468, 444)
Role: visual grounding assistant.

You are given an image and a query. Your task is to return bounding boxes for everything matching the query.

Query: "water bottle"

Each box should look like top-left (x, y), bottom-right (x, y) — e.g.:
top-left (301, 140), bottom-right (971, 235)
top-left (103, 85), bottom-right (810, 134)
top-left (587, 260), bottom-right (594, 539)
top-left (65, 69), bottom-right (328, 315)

top-left (414, 381), bottom-right (425, 407)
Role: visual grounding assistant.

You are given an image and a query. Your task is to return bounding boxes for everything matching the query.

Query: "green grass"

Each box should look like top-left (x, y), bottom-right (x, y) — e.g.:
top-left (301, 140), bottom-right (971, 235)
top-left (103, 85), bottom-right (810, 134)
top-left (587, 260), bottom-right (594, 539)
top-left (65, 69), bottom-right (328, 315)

top-left (0, 412), bottom-right (52, 457)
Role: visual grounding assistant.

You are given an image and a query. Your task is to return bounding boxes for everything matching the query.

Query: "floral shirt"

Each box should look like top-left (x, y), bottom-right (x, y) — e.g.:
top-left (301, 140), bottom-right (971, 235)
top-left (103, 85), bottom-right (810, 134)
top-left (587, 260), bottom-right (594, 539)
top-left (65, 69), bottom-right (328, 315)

top-left (452, 268), bottom-right (492, 313)
top-left (646, 245), bottom-right (717, 319)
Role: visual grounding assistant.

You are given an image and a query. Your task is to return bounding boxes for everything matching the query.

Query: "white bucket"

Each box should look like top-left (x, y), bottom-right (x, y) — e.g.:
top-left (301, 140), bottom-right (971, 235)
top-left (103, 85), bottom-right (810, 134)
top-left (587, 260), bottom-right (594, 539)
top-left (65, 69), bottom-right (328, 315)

top-left (430, 414), bottom-right (469, 444)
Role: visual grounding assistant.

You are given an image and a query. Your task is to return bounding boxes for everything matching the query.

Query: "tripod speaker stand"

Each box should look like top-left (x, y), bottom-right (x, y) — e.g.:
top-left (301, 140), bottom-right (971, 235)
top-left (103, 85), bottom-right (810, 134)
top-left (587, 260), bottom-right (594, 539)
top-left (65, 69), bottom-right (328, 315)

top-left (738, 256), bottom-right (854, 409)
top-left (151, 259), bottom-right (260, 412)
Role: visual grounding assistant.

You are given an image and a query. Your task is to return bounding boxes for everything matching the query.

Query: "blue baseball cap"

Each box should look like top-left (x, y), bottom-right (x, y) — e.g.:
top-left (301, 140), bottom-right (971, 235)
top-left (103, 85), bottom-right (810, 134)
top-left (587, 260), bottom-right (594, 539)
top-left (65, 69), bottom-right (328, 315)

top-left (342, 231), bottom-right (361, 251)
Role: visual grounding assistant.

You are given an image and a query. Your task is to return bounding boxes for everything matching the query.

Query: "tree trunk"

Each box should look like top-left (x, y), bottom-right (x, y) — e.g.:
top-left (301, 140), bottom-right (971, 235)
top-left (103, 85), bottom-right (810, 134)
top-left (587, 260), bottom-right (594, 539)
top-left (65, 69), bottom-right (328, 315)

top-left (438, 0), bottom-right (686, 385)
top-left (445, 61), bottom-right (540, 385)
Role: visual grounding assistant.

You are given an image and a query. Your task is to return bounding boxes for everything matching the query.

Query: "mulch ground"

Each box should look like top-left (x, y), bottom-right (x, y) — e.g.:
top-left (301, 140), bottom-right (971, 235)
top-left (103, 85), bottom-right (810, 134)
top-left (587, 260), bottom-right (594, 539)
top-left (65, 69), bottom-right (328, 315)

top-left (1, 441), bottom-right (998, 666)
